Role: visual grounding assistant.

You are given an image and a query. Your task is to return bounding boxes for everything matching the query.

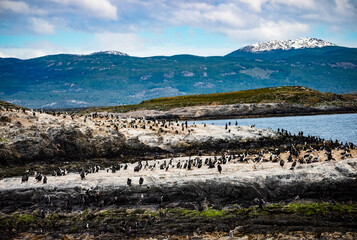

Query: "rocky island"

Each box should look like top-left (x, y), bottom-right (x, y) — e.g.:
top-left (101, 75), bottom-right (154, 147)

top-left (86, 86), bottom-right (357, 121)
top-left (0, 100), bottom-right (356, 239)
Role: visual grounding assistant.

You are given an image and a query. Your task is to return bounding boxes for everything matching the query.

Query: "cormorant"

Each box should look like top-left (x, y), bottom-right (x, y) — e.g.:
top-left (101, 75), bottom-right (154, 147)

top-left (280, 159), bottom-right (285, 168)
top-left (290, 161), bottom-right (297, 170)
top-left (139, 177), bottom-right (144, 186)
top-left (127, 178), bottom-right (132, 186)
top-left (80, 169), bottom-right (86, 180)
top-left (35, 173), bottom-right (43, 182)
top-left (21, 173), bottom-right (29, 183)
top-left (217, 164), bottom-right (222, 174)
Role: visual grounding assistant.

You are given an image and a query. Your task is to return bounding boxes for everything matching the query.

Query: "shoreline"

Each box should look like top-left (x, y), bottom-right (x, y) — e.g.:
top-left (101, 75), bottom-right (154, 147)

top-left (1, 106), bottom-right (356, 239)
top-left (173, 109), bottom-right (357, 121)
top-left (96, 103), bottom-right (357, 122)
top-left (1, 156), bottom-right (356, 239)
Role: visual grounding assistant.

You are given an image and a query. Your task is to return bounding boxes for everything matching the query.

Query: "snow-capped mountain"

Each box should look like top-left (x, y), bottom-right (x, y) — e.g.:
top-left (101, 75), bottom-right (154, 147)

top-left (90, 50), bottom-right (128, 56)
top-left (239, 37), bottom-right (336, 53)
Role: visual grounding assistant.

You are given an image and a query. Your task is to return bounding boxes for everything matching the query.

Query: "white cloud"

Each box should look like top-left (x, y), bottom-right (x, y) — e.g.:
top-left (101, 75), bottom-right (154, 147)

top-left (50, 0), bottom-right (117, 20)
top-left (235, 0), bottom-right (268, 12)
top-left (335, 0), bottom-right (354, 16)
top-left (29, 18), bottom-right (55, 35)
top-left (168, 2), bottom-right (255, 29)
top-left (0, 0), bottom-right (46, 15)
top-left (0, 0), bottom-right (30, 13)
top-left (163, 1), bottom-right (310, 44)
top-left (216, 20), bottom-right (310, 44)
top-left (0, 0), bottom-right (356, 59)
top-left (271, 0), bottom-right (317, 9)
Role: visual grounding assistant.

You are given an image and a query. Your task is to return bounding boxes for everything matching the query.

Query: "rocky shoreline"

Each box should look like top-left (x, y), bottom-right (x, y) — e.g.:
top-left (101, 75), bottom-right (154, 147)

top-left (1, 157), bottom-right (356, 213)
top-left (0, 156), bottom-right (356, 239)
top-left (0, 107), bottom-right (290, 166)
top-left (97, 102), bottom-right (357, 121)
top-left (1, 107), bottom-right (356, 239)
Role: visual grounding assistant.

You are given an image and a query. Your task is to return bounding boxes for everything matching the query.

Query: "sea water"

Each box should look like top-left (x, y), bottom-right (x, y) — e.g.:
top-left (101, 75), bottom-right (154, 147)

top-left (187, 113), bottom-right (357, 144)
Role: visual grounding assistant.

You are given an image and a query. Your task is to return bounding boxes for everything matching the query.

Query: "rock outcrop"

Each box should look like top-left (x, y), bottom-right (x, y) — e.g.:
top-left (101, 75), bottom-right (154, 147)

top-left (112, 102), bottom-right (357, 120)
top-left (0, 108), bottom-right (284, 164)
top-left (0, 158), bottom-right (356, 213)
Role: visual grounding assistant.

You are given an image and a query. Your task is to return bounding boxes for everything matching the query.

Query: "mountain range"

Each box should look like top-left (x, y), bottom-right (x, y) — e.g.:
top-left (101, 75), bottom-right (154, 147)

top-left (236, 37), bottom-right (336, 52)
top-left (0, 37), bottom-right (356, 108)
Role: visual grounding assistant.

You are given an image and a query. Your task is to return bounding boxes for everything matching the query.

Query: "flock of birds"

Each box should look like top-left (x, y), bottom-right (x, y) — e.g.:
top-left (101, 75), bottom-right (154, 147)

top-left (4, 107), bottom-right (354, 186)
top-left (4, 107), bottom-right (249, 137)
top-left (20, 141), bottom-right (354, 186)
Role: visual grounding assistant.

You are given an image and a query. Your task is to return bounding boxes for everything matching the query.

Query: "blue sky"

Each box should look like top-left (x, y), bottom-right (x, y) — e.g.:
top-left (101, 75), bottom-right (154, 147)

top-left (0, 0), bottom-right (356, 59)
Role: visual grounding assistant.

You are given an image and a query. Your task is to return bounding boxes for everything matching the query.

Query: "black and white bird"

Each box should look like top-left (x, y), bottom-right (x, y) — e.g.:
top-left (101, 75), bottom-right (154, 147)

top-left (35, 173), bottom-right (43, 182)
top-left (280, 159), bottom-right (285, 168)
top-left (21, 172), bottom-right (29, 183)
top-left (80, 169), bottom-right (86, 180)
top-left (217, 164), bottom-right (222, 174)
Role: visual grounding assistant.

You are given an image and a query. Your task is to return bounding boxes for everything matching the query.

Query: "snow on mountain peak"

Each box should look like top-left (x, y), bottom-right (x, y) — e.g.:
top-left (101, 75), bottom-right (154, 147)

top-left (240, 38), bottom-right (336, 53)
top-left (90, 50), bottom-right (128, 56)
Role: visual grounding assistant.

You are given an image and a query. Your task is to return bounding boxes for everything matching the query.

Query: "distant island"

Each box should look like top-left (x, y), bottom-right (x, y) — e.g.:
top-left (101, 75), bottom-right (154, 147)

top-left (80, 86), bottom-right (357, 120)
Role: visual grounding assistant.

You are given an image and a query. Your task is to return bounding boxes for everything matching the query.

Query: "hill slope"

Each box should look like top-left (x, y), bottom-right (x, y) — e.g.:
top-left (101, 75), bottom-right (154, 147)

top-left (0, 44), bottom-right (356, 108)
top-left (88, 86), bottom-right (357, 113)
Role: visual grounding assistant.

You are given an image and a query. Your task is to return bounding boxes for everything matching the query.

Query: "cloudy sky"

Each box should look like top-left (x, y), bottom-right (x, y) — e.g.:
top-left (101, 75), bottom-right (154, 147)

top-left (0, 0), bottom-right (356, 59)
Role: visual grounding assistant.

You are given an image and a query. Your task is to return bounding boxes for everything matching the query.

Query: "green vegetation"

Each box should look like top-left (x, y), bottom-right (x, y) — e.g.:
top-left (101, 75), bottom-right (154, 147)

top-left (0, 100), bottom-right (24, 109)
top-left (87, 86), bottom-right (356, 113)
top-left (287, 202), bottom-right (357, 215)
top-left (1, 202), bottom-right (356, 238)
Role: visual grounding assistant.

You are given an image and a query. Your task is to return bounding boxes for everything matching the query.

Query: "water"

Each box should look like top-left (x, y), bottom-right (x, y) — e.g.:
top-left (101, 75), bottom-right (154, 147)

top-left (187, 113), bottom-right (357, 144)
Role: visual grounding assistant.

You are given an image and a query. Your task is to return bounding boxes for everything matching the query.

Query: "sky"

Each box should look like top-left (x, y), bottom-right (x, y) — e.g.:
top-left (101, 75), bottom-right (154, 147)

top-left (0, 0), bottom-right (356, 59)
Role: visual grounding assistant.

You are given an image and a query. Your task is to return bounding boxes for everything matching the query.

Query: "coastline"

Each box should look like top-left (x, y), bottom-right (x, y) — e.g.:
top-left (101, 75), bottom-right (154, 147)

top-left (1, 156), bottom-right (356, 239)
top-left (98, 103), bottom-right (357, 121)
top-left (1, 106), bottom-right (356, 239)
top-left (170, 109), bottom-right (357, 121)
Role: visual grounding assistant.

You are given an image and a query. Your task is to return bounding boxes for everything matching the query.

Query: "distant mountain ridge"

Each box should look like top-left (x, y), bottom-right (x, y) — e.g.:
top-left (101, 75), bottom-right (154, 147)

top-left (90, 50), bottom-right (128, 56)
top-left (0, 38), bottom-right (356, 108)
top-left (238, 37), bottom-right (336, 53)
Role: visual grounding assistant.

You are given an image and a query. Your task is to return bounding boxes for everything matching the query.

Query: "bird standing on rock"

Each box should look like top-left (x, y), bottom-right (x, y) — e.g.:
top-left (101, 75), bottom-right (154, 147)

top-left (35, 173), bottom-right (43, 182)
top-left (290, 161), bottom-right (297, 171)
top-left (80, 169), bottom-right (85, 180)
top-left (139, 177), bottom-right (144, 186)
top-left (280, 159), bottom-right (285, 168)
top-left (127, 178), bottom-right (132, 186)
top-left (21, 172), bottom-right (29, 183)
top-left (217, 164), bottom-right (222, 174)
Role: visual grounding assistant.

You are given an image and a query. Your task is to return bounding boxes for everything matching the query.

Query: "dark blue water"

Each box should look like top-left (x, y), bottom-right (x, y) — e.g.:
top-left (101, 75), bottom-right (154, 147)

top-left (187, 113), bottom-right (357, 144)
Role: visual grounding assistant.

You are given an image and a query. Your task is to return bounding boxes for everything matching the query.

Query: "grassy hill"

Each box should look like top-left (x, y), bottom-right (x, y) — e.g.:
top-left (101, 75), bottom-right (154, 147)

top-left (88, 86), bottom-right (357, 113)
top-left (0, 100), bottom-right (26, 110)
